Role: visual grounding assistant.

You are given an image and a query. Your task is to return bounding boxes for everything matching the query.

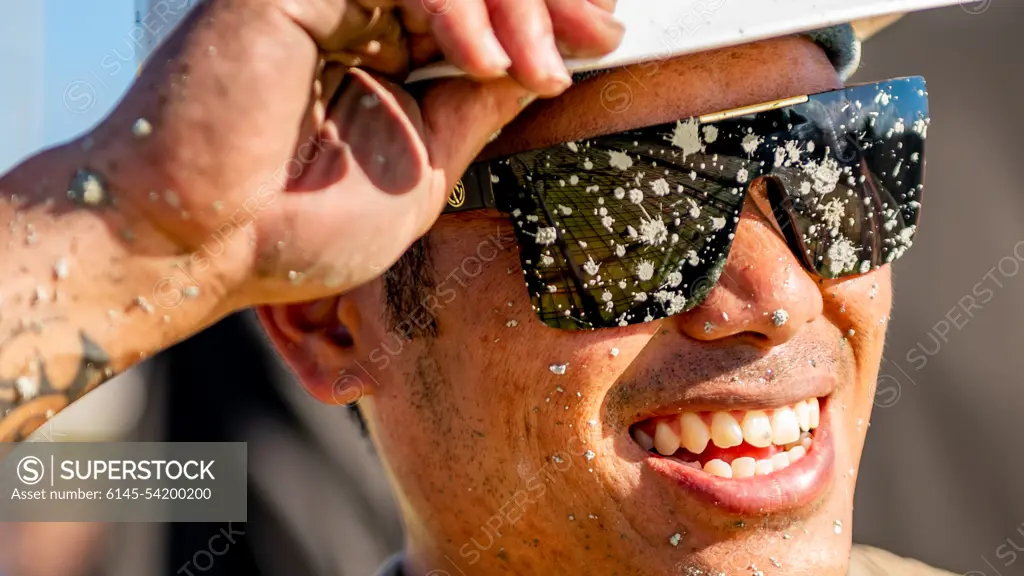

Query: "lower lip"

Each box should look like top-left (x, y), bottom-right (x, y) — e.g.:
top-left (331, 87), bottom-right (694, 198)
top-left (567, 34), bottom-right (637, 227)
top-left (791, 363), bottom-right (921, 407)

top-left (644, 402), bottom-right (834, 516)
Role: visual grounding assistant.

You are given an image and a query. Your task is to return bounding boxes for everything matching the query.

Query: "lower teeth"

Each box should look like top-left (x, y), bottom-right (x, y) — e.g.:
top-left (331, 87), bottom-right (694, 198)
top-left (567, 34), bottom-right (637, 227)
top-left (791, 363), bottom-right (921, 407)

top-left (658, 432), bottom-right (813, 479)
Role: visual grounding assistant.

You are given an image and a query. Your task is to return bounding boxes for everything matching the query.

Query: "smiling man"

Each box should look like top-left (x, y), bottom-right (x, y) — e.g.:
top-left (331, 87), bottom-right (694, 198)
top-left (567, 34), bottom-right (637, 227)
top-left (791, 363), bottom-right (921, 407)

top-left (0, 0), bottom-right (970, 574)
top-left (256, 3), bottom-right (955, 576)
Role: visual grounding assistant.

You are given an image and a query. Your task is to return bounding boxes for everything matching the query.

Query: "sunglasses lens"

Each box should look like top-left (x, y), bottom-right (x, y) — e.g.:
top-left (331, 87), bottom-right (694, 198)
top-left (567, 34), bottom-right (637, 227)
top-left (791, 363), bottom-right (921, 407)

top-left (492, 137), bottom-right (746, 330)
top-left (764, 77), bottom-right (928, 278)
top-left (485, 77), bottom-right (928, 330)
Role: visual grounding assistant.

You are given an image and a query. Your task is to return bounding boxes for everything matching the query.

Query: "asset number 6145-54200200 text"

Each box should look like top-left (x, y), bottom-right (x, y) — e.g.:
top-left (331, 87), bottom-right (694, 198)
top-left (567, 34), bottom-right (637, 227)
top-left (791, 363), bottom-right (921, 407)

top-left (144, 487), bottom-right (213, 500)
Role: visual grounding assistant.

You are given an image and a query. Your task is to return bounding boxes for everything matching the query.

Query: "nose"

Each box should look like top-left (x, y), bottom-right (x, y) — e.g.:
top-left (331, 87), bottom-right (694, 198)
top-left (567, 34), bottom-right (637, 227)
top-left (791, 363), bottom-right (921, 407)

top-left (674, 205), bottom-right (824, 348)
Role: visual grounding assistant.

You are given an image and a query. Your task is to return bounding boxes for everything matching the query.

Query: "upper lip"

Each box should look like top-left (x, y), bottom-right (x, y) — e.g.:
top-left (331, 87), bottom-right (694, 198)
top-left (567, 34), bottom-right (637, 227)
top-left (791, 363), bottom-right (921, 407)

top-left (622, 372), bottom-right (837, 428)
top-left (601, 335), bottom-right (847, 430)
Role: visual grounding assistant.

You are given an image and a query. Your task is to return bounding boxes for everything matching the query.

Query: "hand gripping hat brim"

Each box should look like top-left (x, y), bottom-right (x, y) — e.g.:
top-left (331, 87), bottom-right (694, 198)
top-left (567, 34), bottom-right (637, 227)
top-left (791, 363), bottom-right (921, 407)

top-left (407, 0), bottom-right (977, 83)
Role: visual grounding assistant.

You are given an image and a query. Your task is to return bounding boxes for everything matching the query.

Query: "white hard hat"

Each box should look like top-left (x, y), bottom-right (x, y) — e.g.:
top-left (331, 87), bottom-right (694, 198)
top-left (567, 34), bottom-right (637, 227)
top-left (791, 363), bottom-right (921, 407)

top-left (408, 0), bottom-right (979, 83)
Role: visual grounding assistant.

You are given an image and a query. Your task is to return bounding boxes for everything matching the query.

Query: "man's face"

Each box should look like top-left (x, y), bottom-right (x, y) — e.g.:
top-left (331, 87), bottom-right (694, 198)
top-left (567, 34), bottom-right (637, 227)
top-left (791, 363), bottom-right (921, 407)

top-left (267, 36), bottom-right (893, 575)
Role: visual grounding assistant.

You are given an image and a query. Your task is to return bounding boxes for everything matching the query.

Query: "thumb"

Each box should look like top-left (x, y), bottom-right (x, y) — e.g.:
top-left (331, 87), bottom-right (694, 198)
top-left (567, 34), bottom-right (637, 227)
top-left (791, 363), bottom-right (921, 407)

top-left (420, 77), bottom-right (548, 187)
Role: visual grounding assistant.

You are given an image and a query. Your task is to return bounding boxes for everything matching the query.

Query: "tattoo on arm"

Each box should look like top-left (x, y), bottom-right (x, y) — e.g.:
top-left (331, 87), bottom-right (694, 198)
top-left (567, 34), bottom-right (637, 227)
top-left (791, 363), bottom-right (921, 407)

top-left (0, 332), bottom-right (112, 442)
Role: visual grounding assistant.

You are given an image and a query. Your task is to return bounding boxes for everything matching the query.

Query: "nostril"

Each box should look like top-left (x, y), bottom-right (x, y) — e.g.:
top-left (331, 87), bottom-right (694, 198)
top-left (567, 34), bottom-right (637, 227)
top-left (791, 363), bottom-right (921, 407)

top-left (736, 331), bottom-right (772, 345)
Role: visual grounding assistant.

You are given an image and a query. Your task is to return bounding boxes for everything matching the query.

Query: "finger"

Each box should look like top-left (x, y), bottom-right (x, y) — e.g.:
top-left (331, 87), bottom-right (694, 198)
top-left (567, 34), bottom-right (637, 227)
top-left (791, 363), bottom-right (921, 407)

top-left (420, 77), bottom-right (538, 192)
top-left (399, 4), bottom-right (432, 34)
top-left (587, 0), bottom-right (617, 12)
top-left (323, 36), bottom-right (410, 78)
top-left (418, 0), bottom-right (512, 79)
top-left (318, 64), bottom-right (350, 144)
top-left (370, 0), bottom-right (432, 34)
top-left (106, 1), bottom-right (325, 220)
top-left (321, 64), bottom-right (349, 101)
top-left (280, 0), bottom-right (357, 50)
top-left (341, 2), bottom-right (411, 76)
top-left (311, 3), bottom-right (404, 52)
top-left (408, 33), bottom-right (443, 68)
top-left (355, 0), bottom-right (400, 10)
top-left (485, 0), bottom-right (572, 96)
top-left (546, 0), bottom-right (625, 58)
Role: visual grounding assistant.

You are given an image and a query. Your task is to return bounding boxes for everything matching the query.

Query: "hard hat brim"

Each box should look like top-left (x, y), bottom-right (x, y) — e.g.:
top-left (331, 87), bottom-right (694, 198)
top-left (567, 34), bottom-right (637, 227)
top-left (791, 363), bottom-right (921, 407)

top-left (406, 0), bottom-right (971, 83)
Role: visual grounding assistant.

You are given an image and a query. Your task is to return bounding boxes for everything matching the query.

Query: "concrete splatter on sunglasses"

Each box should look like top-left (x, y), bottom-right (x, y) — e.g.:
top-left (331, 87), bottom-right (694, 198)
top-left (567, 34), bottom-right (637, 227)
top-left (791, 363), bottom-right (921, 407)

top-left (445, 77), bottom-right (928, 330)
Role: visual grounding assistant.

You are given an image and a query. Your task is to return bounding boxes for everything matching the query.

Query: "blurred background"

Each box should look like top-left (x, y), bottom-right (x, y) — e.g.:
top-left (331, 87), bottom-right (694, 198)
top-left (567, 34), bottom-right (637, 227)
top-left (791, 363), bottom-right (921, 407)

top-left (0, 1), bottom-right (1022, 575)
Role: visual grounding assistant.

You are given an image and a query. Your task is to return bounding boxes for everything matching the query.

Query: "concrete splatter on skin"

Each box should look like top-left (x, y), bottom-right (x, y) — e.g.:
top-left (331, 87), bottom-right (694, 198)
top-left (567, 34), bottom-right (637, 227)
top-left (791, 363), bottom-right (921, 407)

top-left (67, 169), bottom-right (110, 207)
top-left (14, 376), bottom-right (39, 401)
top-left (53, 258), bottom-right (69, 280)
top-left (771, 309), bottom-right (790, 327)
top-left (133, 296), bottom-right (155, 314)
top-left (132, 118), bottom-right (153, 138)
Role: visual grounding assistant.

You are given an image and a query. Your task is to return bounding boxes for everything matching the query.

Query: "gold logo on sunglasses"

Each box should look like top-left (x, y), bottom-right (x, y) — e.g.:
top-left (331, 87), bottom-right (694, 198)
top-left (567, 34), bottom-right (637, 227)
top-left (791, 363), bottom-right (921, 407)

top-left (448, 180), bottom-right (466, 208)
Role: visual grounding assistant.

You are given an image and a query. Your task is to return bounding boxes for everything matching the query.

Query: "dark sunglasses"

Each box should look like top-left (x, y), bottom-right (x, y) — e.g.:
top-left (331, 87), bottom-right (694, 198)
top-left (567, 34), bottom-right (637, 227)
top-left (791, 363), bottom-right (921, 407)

top-left (444, 77), bottom-right (928, 331)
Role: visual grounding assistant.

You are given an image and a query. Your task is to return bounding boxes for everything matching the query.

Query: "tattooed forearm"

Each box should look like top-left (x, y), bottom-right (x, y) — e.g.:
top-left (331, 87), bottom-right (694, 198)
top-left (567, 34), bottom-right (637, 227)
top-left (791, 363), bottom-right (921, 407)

top-left (0, 332), bottom-right (112, 442)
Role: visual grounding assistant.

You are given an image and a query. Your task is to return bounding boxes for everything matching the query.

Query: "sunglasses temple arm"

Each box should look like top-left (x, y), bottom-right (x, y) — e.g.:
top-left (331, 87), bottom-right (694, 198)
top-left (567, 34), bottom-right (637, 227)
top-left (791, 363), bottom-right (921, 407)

top-left (442, 162), bottom-right (499, 214)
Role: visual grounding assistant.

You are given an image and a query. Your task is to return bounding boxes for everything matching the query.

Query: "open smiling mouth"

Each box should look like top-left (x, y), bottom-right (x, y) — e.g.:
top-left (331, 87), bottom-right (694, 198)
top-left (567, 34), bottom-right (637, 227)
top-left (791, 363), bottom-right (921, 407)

top-left (629, 395), bottom-right (834, 515)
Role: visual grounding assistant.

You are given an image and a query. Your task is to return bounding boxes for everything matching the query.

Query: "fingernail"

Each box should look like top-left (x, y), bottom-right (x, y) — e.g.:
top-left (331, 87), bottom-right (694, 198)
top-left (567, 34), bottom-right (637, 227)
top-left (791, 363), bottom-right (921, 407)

top-left (588, 0), bottom-right (617, 11)
top-left (599, 9), bottom-right (626, 35)
top-left (481, 31), bottom-right (512, 73)
top-left (551, 69), bottom-right (573, 93)
top-left (544, 39), bottom-right (573, 92)
top-left (584, 2), bottom-right (626, 40)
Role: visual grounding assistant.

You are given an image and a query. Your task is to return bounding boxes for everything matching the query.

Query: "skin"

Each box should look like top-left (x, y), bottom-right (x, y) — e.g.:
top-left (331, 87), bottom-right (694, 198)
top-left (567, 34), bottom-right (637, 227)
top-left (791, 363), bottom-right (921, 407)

top-left (261, 36), bottom-right (895, 575)
top-left (0, 0), bottom-right (622, 440)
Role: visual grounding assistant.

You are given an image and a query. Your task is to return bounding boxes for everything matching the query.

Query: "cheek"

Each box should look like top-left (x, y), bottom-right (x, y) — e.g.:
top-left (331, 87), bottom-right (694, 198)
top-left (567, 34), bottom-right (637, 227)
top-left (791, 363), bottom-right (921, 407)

top-left (819, 267), bottom-right (892, 453)
top-left (364, 260), bottom-right (661, 539)
top-left (821, 266), bottom-right (893, 359)
top-left (855, 266), bottom-right (893, 356)
top-left (429, 257), bottom-right (660, 431)
top-left (403, 250), bottom-right (659, 453)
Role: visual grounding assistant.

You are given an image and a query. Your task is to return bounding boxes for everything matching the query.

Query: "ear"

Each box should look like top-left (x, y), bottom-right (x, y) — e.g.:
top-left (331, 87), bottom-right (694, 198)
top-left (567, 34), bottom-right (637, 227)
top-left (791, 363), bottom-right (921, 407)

top-left (255, 294), bottom-right (372, 405)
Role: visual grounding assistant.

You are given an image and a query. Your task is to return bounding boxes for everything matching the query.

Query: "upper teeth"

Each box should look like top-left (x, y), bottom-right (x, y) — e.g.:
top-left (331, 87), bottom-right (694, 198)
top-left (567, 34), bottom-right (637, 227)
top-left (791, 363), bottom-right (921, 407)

top-left (679, 413), bottom-right (710, 454)
top-left (645, 398), bottom-right (820, 456)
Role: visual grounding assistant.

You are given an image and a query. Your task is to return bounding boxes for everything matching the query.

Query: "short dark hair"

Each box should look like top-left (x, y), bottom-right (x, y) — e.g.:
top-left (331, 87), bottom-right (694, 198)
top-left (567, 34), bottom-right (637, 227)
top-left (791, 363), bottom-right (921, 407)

top-left (381, 234), bottom-right (436, 337)
top-left (348, 235), bottom-right (434, 436)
